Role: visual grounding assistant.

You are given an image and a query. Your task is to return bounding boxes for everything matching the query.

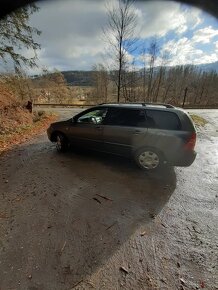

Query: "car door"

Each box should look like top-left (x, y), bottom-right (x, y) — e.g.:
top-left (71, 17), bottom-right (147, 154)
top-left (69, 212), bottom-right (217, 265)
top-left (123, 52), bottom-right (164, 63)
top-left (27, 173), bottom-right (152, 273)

top-left (145, 109), bottom-right (184, 162)
top-left (68, 107), bottom-right (108, 150)
top-left (103, 108), bottom-right (148, 156)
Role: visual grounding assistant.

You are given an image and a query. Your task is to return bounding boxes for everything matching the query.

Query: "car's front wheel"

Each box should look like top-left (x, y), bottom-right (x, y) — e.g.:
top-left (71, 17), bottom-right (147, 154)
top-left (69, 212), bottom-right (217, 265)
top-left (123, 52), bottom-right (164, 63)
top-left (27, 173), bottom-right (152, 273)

top-left (134, 148), bottom-right (163, 170)
top-left (55, 133), bottom-right (68, 152)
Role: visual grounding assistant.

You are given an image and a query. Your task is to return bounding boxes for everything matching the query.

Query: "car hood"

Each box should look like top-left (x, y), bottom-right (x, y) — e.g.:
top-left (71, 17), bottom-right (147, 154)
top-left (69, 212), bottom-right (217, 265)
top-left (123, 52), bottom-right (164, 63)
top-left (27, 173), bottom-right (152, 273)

top-left (50, 119), bottom-right (71, 128)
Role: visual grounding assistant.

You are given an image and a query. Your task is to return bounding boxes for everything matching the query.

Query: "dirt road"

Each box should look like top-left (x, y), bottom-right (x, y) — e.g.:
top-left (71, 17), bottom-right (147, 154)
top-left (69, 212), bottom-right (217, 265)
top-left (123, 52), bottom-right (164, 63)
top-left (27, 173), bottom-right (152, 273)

top-left (0, 109), bottom-right (217, 290)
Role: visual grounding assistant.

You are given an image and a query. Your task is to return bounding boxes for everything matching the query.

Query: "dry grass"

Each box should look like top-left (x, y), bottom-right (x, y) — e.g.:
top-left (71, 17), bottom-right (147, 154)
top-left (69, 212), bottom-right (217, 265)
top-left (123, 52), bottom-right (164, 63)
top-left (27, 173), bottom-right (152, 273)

top-left (190, 114), bottom-right (208, 127)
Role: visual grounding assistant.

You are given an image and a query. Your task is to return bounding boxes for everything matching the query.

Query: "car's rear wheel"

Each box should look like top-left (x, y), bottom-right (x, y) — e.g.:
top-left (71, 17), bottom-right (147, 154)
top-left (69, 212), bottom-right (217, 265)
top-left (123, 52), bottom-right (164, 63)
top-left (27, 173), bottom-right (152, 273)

top-left (134, 148), bottom-right (163, 170)
top-left (55, 133), bottom-right (68, 152)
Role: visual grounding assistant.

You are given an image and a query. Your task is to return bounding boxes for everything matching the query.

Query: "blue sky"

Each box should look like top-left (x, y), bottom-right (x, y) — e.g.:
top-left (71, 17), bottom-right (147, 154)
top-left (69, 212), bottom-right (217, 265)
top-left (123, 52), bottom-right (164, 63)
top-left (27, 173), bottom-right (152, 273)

top-left (129, 2), bottom-right (218, 68)
top-left (2, 0), bottom-right (218, 73)
top-left (170, 5), bottom-right (218, 58)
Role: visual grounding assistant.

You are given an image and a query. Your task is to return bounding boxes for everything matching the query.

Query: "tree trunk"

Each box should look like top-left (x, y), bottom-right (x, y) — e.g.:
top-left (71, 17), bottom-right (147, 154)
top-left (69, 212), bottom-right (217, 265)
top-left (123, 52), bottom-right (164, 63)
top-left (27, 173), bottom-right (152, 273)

top-left (182, 87), bottom-right (188, 108)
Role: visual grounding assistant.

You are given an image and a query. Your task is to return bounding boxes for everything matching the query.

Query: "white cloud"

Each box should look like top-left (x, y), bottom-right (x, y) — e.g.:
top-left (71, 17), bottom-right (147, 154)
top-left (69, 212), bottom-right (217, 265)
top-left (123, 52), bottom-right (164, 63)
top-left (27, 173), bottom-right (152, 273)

top-left (1, 0), bottom-right (216, 74)
top-left (192, 53), bottom-right (218, 64)
top-left (28, 0), bottom-right (109, 72)
top-left (135, 1), bottom-right (202, 38)
top-left (192, 26), bottom-right (218, 43)
top-left (161, 36), bottom-right (218, 66)
top-left (26, 0), bottom-right (206, 73)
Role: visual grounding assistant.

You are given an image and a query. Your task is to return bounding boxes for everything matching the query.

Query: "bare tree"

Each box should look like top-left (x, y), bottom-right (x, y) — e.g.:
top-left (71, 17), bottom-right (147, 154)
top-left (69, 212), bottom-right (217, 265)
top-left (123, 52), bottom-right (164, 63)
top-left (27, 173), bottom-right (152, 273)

top-left (30, 69), bottom-right (70, 104)
top-left (140, 45), bottom-right (147, 101)
top-left (122, 60), bottom-right (139, 102)
top-left (147, 39), bottom-right (159, 102)
top-left (153, 51), bottom-right (170, 102)
top-left (92, 63), bottom-right (109, 103)
top-left (103, 0), bottom-right (137, 102)
top-left (1, 70), bottom-right (34, 102)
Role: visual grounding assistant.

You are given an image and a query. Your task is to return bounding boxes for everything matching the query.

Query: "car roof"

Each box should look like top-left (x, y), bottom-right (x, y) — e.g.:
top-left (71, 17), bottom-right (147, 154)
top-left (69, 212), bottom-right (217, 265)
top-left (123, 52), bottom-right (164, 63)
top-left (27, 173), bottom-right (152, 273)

top-left (98, 102), bottom-right (177, 111)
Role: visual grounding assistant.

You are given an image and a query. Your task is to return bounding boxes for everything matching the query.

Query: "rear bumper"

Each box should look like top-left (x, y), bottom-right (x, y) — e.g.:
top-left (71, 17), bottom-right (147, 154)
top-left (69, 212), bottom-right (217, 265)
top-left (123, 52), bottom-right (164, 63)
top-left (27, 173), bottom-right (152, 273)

top-left (174, 150), bottom-right (197, 167)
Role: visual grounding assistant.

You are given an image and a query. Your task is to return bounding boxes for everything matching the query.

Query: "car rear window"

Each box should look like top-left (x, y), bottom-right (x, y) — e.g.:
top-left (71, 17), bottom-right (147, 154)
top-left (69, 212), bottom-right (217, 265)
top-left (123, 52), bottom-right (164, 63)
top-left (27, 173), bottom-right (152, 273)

top-left (105, 108), bottom-right (146, 127)
top-left (145, 110), bottom-right (181, 130)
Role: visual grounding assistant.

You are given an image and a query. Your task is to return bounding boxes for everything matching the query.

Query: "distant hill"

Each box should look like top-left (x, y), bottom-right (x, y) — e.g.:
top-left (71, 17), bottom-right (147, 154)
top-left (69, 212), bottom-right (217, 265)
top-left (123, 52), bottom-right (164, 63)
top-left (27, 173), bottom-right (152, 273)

top-left (61, 71), bottom-right (93, 86)
top-left (196, 61), bottom-right (218, 73)
top-left (32, 61), bottom-right (218, 87)
top-left (146, 61), bottom-right (218, 74)
top-left (61, 62), bottom-right (218, 86)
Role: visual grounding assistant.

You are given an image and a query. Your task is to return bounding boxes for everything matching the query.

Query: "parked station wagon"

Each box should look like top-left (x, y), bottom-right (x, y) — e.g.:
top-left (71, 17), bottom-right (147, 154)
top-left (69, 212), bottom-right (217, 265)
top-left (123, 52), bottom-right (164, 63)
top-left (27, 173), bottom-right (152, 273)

top-left (47, 103), bottom-right (197, 170)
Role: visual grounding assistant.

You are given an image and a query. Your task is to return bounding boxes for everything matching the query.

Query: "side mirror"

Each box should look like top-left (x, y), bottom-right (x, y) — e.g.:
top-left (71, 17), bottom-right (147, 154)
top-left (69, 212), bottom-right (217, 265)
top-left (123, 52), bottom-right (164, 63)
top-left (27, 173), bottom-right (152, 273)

top-left (72, 117), bottom-right (76, 123)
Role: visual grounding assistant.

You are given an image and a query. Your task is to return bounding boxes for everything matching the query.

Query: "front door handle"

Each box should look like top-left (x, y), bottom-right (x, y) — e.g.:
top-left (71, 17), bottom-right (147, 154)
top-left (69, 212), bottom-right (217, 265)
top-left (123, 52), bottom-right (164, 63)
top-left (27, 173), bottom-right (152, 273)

top-left (96, 126), bottom-right (103, 130)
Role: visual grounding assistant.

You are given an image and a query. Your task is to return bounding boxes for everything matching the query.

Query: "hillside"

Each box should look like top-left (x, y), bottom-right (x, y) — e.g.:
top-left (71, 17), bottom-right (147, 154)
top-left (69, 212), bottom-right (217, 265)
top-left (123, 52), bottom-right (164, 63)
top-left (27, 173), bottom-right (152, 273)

top-left (0, 84), bottom-right (32, 135)
top-left (0, 83), bottom-right (57, 153)
top-left (59, 62), bottom-right (218, 86)
top-left (30, 61), bottom-right (218, 87)
top-left (197, 61), bottom-right (218, 73)
top-left (62, 71), bottom-right (93, 86)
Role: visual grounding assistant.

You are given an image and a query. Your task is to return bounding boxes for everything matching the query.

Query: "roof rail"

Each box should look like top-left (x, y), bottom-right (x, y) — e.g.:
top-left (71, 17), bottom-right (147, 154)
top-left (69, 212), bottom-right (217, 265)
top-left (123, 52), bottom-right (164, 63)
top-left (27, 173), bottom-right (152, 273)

top-left (142, 102), bottom-right (175, 108)
top-left (98, 102), bottom-right (174, 108)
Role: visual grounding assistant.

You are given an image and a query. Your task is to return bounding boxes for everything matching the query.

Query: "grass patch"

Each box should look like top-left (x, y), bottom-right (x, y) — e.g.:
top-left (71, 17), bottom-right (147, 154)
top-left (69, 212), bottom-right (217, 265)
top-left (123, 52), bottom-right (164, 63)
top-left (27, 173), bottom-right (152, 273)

top-left (190, 114), bottom-right (208, 127)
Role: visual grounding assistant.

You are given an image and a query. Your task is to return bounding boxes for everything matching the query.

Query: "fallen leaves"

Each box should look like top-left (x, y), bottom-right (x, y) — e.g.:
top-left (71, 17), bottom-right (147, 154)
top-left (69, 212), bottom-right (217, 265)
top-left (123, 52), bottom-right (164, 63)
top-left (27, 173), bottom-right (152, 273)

top-left (200, 281), bottom-right (205, 288)
top-left (0, 114), bottom-right (57, 155)
top-left (0, 213), bottom-right (9, 219)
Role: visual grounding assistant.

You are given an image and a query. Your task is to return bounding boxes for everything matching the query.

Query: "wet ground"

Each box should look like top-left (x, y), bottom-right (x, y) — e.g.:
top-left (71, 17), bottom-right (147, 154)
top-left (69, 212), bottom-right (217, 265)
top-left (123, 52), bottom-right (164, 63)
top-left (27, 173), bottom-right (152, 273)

top-left (0, 108), bottom-right (217, 290)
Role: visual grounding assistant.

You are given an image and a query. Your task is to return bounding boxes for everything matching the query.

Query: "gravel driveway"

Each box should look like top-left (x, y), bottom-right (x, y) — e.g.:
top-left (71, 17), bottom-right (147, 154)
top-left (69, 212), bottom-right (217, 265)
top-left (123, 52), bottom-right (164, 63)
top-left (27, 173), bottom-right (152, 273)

top-left (0, 108), bottom-right (217, 290)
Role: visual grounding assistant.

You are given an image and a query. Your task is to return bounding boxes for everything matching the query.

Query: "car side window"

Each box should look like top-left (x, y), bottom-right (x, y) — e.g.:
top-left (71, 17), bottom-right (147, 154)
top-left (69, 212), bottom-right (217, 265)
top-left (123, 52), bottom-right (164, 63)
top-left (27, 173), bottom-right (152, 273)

top-left (105, 108), bottom-right (146, 127)
top-left (77, 108), bottom-right (107, 124)
top-left (145, 110), bottom-right (181, 130)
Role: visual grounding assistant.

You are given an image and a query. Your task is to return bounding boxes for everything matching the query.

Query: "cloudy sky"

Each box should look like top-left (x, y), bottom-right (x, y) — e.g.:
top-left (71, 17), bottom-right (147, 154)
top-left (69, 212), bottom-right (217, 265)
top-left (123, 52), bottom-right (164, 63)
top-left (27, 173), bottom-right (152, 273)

top-left (24, 0), bottom-right (218, 73)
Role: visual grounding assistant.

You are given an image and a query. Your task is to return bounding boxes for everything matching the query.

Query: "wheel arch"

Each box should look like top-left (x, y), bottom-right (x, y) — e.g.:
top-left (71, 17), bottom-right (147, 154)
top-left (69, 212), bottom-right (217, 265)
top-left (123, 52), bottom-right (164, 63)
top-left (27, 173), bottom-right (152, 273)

top-left (50, 131), bottom-right (68, 142)
top-left (133, 146), bottom-right (167, 163)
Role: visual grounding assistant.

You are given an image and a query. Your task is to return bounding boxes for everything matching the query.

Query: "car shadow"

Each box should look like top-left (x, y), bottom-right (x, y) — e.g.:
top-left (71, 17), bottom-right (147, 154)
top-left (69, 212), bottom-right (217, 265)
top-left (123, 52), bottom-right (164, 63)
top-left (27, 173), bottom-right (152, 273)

top-left (0, 141), bottom-right (177, 290)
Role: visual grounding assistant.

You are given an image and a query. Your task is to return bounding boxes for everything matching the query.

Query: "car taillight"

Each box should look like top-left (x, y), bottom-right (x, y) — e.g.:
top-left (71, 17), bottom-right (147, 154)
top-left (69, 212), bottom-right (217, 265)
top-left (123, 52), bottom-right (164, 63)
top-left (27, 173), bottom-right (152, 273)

top-left (185, 133), bottom-right (196, 150)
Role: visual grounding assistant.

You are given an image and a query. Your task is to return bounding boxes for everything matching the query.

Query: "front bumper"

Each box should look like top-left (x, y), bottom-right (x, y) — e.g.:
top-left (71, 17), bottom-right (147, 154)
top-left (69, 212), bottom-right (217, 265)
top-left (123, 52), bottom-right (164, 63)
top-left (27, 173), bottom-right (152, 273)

top-left (47, 126), bottom-right (52, 141)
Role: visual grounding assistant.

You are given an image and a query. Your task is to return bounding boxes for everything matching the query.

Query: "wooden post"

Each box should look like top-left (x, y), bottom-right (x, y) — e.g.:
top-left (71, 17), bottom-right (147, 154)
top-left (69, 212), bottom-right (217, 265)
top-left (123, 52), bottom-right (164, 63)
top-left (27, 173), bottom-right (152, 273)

top-left (182, 87), bottom-right (188, 108)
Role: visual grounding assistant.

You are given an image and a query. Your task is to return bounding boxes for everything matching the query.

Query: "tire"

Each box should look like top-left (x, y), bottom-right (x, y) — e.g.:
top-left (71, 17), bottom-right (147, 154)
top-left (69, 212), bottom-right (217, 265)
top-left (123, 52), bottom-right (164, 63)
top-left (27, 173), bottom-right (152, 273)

top-left (55, 133), bottom-right (68, 153)
top-left (134, 147), bottom-right (163, 170)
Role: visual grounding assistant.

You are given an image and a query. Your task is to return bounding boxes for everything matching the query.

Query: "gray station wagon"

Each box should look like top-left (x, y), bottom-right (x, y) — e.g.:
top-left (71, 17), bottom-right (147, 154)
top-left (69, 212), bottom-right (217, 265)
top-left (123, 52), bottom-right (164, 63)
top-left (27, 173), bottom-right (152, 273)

top-left (47, 103), bottom-right (197, 170)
